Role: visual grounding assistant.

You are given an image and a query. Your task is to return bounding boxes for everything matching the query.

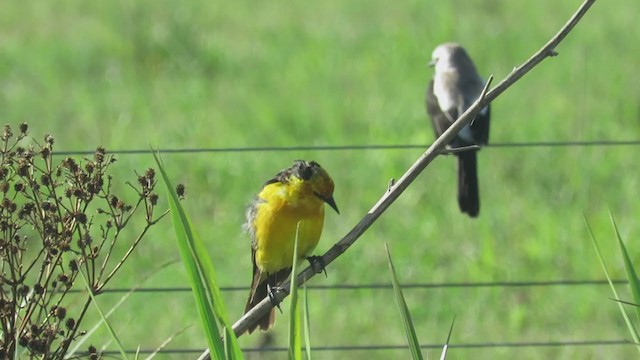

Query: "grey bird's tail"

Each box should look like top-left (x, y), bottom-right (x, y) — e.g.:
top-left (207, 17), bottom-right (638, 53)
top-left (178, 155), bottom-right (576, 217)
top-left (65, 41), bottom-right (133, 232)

top-left (457, 151), bottom-right (480, 217)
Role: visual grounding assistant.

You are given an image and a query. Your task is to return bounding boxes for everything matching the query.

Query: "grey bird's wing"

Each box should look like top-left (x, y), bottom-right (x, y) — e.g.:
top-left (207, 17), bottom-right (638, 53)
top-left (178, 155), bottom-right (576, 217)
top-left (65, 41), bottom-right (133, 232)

top-left (426, 80), bottom-right (457, 138)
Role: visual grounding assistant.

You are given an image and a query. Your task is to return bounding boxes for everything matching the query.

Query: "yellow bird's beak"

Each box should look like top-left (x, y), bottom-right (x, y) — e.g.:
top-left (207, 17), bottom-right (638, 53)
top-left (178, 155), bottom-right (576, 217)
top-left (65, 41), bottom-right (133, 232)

top-left (316, 193), bottom-right (340, 214)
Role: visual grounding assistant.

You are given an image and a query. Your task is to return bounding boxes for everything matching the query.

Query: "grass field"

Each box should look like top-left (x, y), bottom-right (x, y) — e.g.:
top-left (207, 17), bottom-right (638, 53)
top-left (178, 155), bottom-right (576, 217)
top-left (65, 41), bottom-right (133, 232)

top-left (2, 0), bottom-right (640, 358)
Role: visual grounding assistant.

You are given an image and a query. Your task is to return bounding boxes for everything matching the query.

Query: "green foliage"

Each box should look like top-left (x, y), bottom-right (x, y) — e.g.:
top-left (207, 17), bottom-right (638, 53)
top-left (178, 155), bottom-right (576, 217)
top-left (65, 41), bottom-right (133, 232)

top-left (153, 152), bottom-right (242, 360)
top-left (302, 285), bottom-right (312, 360)
top-left (3, 0), bottom-right (640, 358)
top-left (386, 243), bottom-right (423, 360)
top-left (587, 215), bottom-right (640, 353)
top-left (610, 214), bottom-right (640, 327)
top-left (288, 223), bottom-right (302, 360)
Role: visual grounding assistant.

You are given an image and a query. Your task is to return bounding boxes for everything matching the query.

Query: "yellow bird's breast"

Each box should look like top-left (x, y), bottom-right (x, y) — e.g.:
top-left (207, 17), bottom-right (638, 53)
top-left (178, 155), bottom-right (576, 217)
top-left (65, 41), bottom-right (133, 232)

top-left (251, 182), bottom-right (326, 274)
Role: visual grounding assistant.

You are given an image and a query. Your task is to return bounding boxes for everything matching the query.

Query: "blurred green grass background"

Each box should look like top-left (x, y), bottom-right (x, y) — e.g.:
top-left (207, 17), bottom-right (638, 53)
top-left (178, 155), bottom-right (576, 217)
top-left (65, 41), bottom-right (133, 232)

top-left (2, 0), bottom-right (640, 358)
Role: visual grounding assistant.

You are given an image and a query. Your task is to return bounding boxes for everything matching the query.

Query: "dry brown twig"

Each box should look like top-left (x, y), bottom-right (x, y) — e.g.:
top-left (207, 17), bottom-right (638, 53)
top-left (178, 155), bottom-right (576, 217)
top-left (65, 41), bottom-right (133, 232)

top-left (198, 0), bottom-right (596, 358)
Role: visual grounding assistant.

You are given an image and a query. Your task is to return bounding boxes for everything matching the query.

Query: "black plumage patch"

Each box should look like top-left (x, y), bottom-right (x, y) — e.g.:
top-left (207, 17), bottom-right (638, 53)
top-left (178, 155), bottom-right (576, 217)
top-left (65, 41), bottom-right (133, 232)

top-left (262, 160), bottom-right (321, 186)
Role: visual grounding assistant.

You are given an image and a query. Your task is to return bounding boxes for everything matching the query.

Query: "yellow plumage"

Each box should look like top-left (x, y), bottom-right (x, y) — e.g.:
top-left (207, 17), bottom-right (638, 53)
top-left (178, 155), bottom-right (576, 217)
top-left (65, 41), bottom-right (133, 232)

top-left (244, 160), bottom-right (339, 333)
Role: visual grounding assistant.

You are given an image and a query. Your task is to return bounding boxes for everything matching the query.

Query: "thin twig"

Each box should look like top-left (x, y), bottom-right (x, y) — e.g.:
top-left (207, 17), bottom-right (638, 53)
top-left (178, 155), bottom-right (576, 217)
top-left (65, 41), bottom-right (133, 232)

top-left (198, 1), bottom-right (596, 358)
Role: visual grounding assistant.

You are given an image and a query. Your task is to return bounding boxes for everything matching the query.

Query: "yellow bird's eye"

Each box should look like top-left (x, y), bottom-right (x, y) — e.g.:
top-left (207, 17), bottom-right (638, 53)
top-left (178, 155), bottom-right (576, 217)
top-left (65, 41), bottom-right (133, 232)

top-left (299, 165), bottom-right (313, 180)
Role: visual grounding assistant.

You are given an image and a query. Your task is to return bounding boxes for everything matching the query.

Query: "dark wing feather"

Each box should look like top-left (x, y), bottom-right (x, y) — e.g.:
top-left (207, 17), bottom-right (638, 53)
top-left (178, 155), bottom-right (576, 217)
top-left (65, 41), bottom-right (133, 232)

top-left (469, 103), bottom-right (490, 145)
top-left (263, 167), bottom-right (292, 187)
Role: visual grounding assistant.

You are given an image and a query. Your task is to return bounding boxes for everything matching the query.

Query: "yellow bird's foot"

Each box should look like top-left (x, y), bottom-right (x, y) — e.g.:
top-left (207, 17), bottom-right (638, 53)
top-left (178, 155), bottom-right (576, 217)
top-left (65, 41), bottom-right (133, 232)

top-left (266, 283), bottom-right (284, 314)
top-left (306, 256), bottom-right (327, 277)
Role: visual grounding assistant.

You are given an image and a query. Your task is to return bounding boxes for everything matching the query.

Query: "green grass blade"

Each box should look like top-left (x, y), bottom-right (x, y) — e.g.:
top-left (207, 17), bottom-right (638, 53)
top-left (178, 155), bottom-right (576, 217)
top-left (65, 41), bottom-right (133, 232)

top-left (439, 317), bottom-right (455, 360)
top-left (303, 285), bottom-right (312, 360)
top-left (77, 271), bottom-right (128, 360)
top-left (288, 223), bottom-right (302, 360)
top-left (152, 150), bottom-right (243, 360)
top-left (585, 216), bottom-right (640, 349)
top-left (610, 212), bottom-right (640, 324)
top-left (385, 243), bottom-right (423, 360)
top-left (613, 299), bottom-right (640, 307)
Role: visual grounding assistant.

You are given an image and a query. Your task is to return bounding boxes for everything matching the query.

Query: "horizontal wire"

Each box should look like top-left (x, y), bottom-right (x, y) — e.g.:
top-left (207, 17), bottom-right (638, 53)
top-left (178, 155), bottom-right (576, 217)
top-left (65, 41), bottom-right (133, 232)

top-left (89, 339), bottom-right (632, 355)
top-left (50, 140), bottom-right (640, 156)
top-left (67, 279), bottom-right (627, 294)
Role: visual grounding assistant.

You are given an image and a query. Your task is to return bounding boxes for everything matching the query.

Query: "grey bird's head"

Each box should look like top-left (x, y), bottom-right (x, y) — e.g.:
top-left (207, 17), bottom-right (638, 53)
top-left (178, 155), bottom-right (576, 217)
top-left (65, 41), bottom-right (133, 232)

top-left (428, 43), bottom-right (478, 76)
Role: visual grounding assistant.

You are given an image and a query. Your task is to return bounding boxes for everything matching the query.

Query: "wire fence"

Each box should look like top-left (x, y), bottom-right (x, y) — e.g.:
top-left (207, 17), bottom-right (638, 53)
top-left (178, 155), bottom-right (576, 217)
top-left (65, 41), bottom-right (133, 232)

top-left (50, 139), bottom-right (640, 156)
top-left (69, 278), bottom-right (628, 294)
top-left (49, 140), bottom-right (636, 355)
top-left (74, 279), bottom-right (634, 355)
top-left (92, 339), bottom-right (632, 355)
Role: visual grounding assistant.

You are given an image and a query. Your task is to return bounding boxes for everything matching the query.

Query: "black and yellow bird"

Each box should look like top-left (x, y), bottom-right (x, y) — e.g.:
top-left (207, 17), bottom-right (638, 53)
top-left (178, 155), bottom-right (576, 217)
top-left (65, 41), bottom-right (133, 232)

top-left (243, 160), bottom-right (339, 333)
top-left (426, 43), bottom-right (491, 217)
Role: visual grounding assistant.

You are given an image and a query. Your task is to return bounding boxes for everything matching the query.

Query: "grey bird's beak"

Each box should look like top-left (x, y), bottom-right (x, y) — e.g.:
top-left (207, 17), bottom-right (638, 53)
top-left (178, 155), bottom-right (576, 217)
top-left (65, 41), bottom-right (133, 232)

top-left (428, 59), bottom-right (436, 67)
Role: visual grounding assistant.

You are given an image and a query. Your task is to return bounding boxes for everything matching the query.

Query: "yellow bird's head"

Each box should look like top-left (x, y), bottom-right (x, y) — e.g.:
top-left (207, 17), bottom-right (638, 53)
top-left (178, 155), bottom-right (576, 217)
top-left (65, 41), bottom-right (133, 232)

top-left (287, 160), bottom-right (339, 214)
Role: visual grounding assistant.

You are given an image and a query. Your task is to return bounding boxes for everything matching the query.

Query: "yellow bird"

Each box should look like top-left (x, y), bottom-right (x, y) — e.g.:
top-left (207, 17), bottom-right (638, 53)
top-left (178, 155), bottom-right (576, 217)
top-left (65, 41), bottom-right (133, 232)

top-left (243, 160), bottom-right (339, 333)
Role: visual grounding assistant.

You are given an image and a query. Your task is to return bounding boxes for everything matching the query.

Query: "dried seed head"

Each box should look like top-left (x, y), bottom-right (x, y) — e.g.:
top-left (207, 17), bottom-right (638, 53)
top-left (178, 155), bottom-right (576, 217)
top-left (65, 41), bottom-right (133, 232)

top-left (94, 147), bottom-right (106, 163)
top-left (109, 195), bottom-right (119, 208)
top-left (63, 158), bottom-right (78, 173)
top-left (19, 335), bottom-right (29, 347)
top-left (41, 201), bottom-right (53, 212)
top-left (65, 318), bottom-right (76, 330)
top-left (176, 184), bottom-right (186, 199)
top-left (59, 240), bottom-right (70, 252)
top-left (54, 306), bottom-right (66, 320)
top-left (17, 161), bottom-right (30, 177)
top-left (57, 273), bottom-right (69, 284)
top-left (92, 176), bottom-right (103, 189)
top-left (14, 182), bottom-right (24, 192)
top-left (2, 125), bottom-right (12, 140)
top-left (137, 175), bottom-right (148, 188)
top-left (40, 174), bottom-right (50, 186)
top-left (19, 122), bottom-right (28, 134)
top-left (145, 168), bottom-right (155, 181)
top-left (33, 283), bottom-right (44, 295)
top-left (72, 187), bottom-right (83, 198)
top-left (40, 147), bottom-right (50, 159)
top-left (75, 212), bottom-right (87, 224)
top-left (28, 338), bottom-right (46, 354)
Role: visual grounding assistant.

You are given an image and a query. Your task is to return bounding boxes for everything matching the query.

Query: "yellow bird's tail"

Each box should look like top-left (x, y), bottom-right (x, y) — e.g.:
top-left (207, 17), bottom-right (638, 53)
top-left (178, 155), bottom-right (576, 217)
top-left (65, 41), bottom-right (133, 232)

top-left (245, 251), bottom-right (292, 333)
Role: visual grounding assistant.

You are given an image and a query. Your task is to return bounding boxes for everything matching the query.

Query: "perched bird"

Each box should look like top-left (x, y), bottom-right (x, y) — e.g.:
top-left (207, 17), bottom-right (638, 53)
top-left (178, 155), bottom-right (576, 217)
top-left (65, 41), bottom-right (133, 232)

top-left (426, 43), bottom-right (491, 217)
top-left (244, 160), bottom-right (339, 333)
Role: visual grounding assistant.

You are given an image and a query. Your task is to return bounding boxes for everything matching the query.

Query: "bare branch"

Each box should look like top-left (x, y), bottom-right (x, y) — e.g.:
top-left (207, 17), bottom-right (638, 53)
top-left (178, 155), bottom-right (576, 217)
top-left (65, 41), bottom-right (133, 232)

top-left (198, 1), bottom-right (596, 358)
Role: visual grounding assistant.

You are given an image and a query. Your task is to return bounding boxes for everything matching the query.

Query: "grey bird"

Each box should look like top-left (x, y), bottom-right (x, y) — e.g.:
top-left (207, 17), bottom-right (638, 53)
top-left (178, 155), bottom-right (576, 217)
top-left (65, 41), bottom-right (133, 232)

top-left (426, 43), bottom-right (490, 217)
